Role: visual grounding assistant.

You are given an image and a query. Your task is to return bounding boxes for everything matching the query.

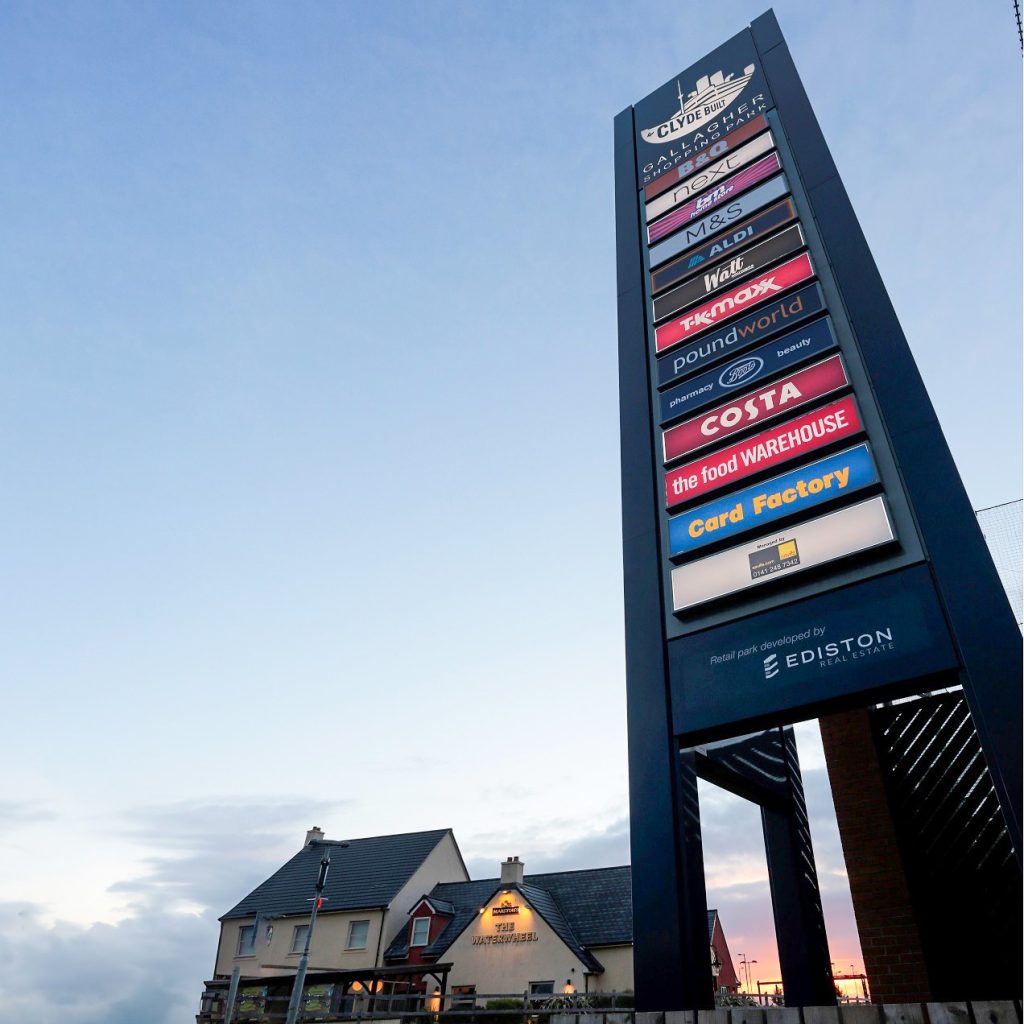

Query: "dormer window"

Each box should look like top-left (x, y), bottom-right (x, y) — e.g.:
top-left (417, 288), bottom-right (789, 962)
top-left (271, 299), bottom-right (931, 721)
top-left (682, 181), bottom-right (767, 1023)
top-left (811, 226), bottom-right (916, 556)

top-left (411, 916), bottom-right (431, 946)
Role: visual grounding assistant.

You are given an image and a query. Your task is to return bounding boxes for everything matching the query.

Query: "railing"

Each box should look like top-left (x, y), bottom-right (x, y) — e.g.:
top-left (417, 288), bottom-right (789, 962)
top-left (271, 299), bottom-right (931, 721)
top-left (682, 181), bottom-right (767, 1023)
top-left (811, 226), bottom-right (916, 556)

top-left (197, 986), bottom-right (634, 1024)
top-left (198, 992), bottom-right (1022, 1024)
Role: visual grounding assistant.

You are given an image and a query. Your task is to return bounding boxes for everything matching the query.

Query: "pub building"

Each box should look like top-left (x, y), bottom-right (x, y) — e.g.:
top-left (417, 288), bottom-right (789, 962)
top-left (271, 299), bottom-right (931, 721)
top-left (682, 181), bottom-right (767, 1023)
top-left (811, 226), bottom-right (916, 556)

top-left (200, 827), bottom-right (739, 1012)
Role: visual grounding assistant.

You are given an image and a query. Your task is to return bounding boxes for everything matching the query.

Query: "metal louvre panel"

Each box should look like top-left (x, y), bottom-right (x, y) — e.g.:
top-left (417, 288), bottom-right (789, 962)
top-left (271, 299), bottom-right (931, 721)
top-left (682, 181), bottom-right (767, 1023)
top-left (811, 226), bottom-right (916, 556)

top-left (870, 693), bottom-right (1021, 999)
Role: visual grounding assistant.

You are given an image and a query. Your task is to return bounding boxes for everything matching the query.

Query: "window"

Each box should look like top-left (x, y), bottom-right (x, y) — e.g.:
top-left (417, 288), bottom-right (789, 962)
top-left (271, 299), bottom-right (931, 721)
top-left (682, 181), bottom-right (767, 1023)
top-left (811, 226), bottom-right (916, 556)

top-left (529, 981), bottom-right (555, 996)
top-left (410, 917), bottom-right (430, 946)
top-left (452, 985), bottom-right (476, 1008)
top-left (346, 919), bottom-right (370, 950)
top-left (236, 925), bottom-right (256, 957)
top-left (290, 924), bottom-right (309, 954)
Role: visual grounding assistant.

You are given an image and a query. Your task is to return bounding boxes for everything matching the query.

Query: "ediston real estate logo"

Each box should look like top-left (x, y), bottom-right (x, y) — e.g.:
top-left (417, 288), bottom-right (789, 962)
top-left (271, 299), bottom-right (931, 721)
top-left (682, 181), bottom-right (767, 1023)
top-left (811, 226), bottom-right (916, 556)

top-left (761, 625), bottom-right (898, 680)
top-left (641, 65), bottom-right (757, 145)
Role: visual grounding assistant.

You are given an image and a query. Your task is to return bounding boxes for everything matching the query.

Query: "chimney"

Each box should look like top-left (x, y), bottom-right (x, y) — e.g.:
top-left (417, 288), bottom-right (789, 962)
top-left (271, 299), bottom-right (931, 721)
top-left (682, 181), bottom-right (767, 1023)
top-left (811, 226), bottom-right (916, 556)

top-left (500, 856), bottom-right (524, 886)
top-left (305, 826), bottom-right (325, 847)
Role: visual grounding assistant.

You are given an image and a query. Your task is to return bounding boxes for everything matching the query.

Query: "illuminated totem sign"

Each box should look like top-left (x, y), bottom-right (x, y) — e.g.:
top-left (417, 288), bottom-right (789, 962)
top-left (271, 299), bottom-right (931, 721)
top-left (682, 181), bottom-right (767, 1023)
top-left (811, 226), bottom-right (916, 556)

top-left (614, 9), bottom-right (1020, 1011)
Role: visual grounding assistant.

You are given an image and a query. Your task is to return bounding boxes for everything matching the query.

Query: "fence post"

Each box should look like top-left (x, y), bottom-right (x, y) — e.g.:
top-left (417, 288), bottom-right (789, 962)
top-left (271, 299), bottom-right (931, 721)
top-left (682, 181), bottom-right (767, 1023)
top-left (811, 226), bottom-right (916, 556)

top-left (224, 966), bottom-right (240, 1024)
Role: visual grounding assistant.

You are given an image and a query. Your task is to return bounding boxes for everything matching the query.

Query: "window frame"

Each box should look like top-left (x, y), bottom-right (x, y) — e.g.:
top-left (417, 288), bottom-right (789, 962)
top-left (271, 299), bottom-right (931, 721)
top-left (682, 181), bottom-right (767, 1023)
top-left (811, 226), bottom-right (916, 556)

top-left (410, 916), bottom-right (431, 947)
top-left (290, 924), bottom-right (310, 954)
top-left (346, 918), bottom-right (371, 950)
top-left (236, 924), bottom-right (256, 957)
top-left (529, 981), bottom-right (555, 996)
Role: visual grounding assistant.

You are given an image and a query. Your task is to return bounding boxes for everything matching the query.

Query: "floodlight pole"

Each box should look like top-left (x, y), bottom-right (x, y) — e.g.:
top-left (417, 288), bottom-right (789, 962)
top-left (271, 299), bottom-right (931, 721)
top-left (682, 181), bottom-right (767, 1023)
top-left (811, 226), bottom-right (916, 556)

top-left (285, 841), bottom-right (347, 1024)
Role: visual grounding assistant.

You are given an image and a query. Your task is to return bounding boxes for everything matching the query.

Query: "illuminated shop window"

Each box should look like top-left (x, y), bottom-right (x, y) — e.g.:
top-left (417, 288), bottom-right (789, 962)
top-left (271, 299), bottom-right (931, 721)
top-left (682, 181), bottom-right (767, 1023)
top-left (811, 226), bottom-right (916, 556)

top-left (347, 919), bottom-right (370, 949)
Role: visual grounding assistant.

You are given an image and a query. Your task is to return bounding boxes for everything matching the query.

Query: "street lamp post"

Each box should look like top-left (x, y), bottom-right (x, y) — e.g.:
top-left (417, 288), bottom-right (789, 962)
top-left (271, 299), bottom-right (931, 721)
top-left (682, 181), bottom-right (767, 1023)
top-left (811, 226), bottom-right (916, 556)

top-left (284, 841), bottom-right (348, 1024)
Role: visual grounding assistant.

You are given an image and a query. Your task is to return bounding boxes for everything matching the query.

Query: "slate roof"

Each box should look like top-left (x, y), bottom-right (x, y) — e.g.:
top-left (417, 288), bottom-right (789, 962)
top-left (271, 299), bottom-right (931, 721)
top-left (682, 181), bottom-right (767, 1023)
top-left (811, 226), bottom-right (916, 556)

top-left (384, 866), bottom-right (634, 972)
top-left (221, 829), bottom-right (453, 921)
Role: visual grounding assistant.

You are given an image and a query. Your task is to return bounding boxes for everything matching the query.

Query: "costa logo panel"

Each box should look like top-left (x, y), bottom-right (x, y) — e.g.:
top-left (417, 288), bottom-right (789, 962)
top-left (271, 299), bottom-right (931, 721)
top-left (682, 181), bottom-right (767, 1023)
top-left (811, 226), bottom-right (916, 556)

top-left (667, 444), bottom-right (879, 559)
top-left (659, 315), bottom-right (835, 425)
top-left (655, 252), bottom-right (815, 355)
top-left (670, 496), bottom-right (896, 612)
top-left (643, 114), bottom-right (770, 202)
top-left (645, 131), bottom-right (776, 223)
top-left (653, 223), bottom-right (805, 324)
top-left (648, 173), bottom-right (789, 269)
top-left (662, 353), bottom-right (850, 464)
top-left (657, 282), bottom-right (825, 389)
top-left (651, 197), bottom-right (798, 297)
top-left (665, 395), bottom-right (864, 509)
top-left (647, 152), bottom-right (782, 245)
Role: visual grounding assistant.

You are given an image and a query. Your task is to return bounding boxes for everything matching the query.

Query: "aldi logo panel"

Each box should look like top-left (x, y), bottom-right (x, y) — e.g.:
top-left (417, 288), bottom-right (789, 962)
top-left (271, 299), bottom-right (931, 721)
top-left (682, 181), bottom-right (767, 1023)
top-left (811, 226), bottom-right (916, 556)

top-left (651, 197), bottom-right (798, 296)
top-left (648, 174), bottom-right (790, 269)
top-left (653, 223), bottom-right (806, 324)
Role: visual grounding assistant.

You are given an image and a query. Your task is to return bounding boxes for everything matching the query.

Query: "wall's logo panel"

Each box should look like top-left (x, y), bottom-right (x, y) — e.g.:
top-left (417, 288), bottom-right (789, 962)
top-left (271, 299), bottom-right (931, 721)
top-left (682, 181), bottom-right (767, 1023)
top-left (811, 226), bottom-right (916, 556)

top-left (667, 444), bottom-right (878, 557)
top-left (664, 395), bottom-right (864, 509)
top-left (655, 253), bottom-right (815, 354)
top-left (651, 197), bottom-right (798, 296)
top-left (670, 495), bottom-right (896, 611)
top-left (659, 315), bottom-right (836, 424)
top-left (653, 223), bottom-right (805, 323)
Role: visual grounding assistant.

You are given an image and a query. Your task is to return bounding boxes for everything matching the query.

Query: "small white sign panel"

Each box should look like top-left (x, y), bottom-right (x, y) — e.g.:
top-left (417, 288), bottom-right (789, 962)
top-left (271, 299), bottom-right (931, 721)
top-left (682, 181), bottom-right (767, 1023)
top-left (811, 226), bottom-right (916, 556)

top-left (671, 495), bottom-right (895, 612)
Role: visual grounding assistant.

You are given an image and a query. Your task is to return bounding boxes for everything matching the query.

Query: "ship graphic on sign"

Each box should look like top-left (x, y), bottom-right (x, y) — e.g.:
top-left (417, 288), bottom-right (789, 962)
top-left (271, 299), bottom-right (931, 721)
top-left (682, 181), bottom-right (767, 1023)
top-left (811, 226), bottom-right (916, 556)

top-left (642, 65), bottom-right (757, 144)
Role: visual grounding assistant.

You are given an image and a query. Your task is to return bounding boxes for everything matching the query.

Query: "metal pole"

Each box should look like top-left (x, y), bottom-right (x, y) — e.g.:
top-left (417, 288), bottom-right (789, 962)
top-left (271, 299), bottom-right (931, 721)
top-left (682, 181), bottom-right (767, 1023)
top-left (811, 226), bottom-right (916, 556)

top-left (224, 965), bottom-right (241, 1024)
top-left (285, 846), bottom-right (337, 1024)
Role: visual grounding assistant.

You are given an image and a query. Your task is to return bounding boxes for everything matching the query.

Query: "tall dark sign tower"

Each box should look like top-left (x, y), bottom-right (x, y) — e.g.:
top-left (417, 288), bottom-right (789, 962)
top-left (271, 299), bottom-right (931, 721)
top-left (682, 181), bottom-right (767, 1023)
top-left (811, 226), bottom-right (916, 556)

top-left (614, 9), bottom-right (1021, 1010)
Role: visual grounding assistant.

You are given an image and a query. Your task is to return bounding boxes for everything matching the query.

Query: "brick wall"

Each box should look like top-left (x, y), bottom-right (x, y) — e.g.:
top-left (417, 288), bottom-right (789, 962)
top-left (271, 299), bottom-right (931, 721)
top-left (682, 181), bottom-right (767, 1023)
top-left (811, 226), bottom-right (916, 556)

top-left (818, 709), bottom-right (930, 1003)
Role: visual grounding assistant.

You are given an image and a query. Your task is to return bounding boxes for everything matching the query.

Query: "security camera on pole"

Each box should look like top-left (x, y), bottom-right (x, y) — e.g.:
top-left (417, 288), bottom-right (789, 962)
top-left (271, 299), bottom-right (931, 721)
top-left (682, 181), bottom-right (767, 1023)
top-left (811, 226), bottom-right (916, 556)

top-left (285, 840), bottom-right (348, 1024)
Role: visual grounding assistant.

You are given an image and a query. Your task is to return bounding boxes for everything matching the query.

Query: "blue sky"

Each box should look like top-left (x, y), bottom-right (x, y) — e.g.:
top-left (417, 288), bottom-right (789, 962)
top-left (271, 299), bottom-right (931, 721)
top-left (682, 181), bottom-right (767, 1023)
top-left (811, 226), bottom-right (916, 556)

top-left (0, 2), bottom-right (1019, 1020)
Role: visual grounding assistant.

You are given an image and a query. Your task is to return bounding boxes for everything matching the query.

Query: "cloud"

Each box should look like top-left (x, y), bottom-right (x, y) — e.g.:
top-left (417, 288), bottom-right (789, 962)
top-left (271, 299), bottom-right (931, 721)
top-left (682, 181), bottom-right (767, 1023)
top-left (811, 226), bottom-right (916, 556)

top-left (0, 798), bottom-right (348, 1024)
top-left (462, 818), bottom-right (631, 879)
top-left (0, 800), bottom-right (57, 825)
